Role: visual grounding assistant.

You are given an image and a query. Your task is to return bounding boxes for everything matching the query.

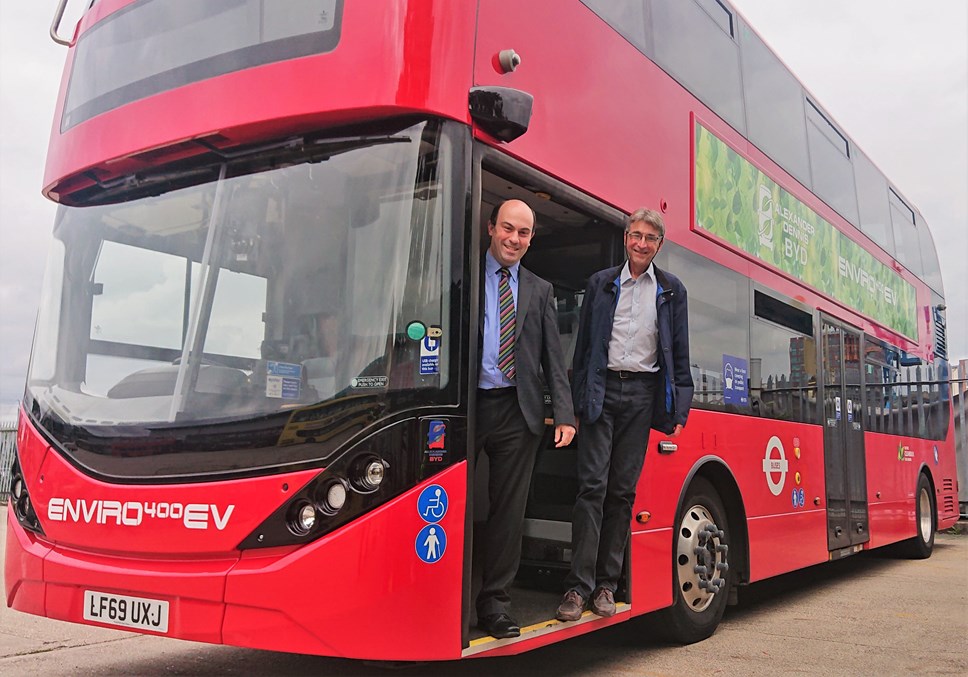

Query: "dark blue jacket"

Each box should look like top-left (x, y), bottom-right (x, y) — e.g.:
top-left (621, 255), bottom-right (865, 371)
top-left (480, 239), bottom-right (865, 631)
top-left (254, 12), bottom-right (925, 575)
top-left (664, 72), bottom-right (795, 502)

top-left (571, 263), bottom-right (694, 433)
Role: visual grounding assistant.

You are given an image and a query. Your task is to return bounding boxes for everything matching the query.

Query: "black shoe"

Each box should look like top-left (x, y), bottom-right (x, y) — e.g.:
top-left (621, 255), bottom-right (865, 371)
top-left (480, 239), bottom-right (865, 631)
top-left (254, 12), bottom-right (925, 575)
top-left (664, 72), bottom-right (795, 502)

top-left (478, 612), bottom-right (521, 639)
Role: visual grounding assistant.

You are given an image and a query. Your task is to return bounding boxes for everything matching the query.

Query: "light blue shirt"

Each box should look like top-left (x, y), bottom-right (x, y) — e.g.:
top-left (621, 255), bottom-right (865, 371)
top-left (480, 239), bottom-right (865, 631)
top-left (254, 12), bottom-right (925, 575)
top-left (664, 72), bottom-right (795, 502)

top-left (479, 250), bottom-right (520, 389)
top-left (607, 261), bottom-right (659, 372)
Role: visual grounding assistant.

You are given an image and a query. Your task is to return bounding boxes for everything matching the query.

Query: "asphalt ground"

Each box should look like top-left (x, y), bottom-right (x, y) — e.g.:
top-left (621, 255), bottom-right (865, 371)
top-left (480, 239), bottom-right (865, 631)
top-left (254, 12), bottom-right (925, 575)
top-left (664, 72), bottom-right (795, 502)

top-left (2, 505), bottom-right (965, 676)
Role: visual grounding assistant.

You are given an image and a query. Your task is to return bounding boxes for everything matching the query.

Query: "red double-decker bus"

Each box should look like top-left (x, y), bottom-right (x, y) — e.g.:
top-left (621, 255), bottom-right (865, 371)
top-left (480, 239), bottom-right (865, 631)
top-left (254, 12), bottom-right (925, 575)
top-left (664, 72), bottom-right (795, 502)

top-left (7, 0), bottom-right (958, 660)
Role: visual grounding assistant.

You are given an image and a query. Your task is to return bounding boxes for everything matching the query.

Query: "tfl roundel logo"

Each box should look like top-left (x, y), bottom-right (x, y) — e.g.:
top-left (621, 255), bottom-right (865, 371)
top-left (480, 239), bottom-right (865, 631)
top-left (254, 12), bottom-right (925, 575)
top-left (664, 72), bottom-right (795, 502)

top-left (762, 436), bottom-right (788, 496)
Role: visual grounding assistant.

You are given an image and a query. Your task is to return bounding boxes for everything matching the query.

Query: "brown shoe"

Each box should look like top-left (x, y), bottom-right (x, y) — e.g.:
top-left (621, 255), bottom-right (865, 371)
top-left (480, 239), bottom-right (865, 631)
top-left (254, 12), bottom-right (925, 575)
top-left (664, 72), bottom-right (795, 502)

top-left (591, 587), bottom-right (616, 617)
top-left (556, 590), bottom-right (585, 622)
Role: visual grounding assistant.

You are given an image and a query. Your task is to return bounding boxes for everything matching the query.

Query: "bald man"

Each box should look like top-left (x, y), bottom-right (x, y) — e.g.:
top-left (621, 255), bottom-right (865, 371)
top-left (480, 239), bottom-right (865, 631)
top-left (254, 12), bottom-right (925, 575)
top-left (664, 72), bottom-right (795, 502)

top-left (475, 199), bottom-right (576, 638)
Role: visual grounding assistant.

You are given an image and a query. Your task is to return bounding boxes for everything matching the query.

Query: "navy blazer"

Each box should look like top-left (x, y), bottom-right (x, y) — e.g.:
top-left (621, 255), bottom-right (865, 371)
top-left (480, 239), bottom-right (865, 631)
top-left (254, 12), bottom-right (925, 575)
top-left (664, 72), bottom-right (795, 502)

top-left (571, 263), bottom-right (694, 433)
top-left (478, 261), bottom-right (576, 435)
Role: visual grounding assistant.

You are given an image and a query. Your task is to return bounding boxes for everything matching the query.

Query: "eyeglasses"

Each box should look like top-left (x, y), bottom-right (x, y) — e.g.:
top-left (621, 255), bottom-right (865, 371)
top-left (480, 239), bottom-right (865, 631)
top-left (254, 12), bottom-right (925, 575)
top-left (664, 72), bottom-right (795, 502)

top-left (626, 231), bottom-right (663, 244)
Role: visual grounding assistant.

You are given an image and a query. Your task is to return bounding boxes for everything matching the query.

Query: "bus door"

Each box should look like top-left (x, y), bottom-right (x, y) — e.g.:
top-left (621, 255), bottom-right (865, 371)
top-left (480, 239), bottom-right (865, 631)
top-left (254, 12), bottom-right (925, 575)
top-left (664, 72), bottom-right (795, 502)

top-left (820, 315), bottom-right (869, 552)
top-left (467, 148), bottom-right (622, 638)
top-left (472, 159), bottom-right (620, 552)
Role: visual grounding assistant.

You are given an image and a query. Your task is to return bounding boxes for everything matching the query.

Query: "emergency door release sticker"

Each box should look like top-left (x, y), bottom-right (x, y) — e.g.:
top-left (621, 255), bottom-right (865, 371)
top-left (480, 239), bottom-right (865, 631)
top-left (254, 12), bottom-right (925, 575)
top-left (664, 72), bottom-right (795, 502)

top-left (267, 361), bottom-right (301, 399)
top-left (351, 376), bottom-right (388, 388)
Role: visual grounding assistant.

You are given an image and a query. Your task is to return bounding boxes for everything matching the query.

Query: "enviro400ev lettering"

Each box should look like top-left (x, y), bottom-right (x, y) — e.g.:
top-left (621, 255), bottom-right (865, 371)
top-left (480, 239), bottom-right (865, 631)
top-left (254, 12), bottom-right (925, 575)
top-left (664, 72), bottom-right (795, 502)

top-left (47, 498), bottom-right (234, 530)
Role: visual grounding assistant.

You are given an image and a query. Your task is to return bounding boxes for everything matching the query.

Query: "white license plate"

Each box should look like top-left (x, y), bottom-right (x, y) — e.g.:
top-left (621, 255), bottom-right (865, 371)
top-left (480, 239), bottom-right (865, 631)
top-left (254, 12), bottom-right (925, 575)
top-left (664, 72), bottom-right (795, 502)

top-left (83, 590), bottom-right (169, 633)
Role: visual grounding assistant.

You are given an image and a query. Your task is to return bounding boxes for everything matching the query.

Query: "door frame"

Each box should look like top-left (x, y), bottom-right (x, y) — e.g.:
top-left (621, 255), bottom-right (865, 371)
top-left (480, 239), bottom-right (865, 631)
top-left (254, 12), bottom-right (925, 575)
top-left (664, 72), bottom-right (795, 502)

top-left (818, 313), bottom-right (870, 554)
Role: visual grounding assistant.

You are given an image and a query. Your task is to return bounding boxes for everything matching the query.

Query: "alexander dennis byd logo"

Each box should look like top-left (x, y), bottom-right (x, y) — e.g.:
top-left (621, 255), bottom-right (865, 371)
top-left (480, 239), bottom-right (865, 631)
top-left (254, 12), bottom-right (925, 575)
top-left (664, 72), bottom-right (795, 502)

top-left (757, 184), bottom-right (775, 251)
top-left (425, 419), bottom-right (447, 463)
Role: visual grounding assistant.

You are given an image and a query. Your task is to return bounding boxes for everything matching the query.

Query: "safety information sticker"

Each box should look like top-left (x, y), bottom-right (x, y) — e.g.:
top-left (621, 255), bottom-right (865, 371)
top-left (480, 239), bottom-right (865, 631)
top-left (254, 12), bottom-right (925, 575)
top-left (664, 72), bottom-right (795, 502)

top-left (266, 361), bottom-right (301, 399)
top-left (420, 336), bottom-right (440, 375)
top-left (351, 376), bottom-right (389, 388)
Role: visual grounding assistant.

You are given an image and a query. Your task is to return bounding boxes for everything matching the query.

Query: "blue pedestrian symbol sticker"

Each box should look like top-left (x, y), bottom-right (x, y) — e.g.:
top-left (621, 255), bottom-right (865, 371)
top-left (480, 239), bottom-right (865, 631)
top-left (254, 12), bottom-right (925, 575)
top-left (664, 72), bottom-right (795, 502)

top-left (416, 524), bottom-right (446, 563)
top-left (417, 484), bottom-right (448, 523)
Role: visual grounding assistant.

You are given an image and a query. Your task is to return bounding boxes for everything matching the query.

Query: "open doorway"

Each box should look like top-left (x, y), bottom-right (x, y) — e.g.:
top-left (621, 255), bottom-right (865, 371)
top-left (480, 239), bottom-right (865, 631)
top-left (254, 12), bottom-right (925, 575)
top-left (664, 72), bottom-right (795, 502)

top-left (470, 167), bottom-right (621, 635)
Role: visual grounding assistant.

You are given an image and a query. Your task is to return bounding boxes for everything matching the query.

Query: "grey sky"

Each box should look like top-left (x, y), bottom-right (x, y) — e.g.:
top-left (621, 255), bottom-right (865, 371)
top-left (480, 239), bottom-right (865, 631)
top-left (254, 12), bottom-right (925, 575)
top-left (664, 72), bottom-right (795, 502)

top-left (1, 1), bottom-right (966, 417)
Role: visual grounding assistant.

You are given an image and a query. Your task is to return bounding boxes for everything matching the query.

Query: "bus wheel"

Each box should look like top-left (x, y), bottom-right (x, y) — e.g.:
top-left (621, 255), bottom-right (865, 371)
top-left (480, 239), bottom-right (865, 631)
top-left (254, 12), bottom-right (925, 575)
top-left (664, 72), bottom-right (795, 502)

top-left (658, 477), bottom-right (731, 644)
top-left (899, 473), bottom-right (935, 559)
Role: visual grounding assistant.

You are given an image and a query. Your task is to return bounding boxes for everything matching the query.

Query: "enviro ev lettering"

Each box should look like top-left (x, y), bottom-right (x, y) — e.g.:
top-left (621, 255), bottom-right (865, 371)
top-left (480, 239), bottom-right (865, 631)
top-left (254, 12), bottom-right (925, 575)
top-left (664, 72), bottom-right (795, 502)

top-left (694, 122), bottom-right (916, 338)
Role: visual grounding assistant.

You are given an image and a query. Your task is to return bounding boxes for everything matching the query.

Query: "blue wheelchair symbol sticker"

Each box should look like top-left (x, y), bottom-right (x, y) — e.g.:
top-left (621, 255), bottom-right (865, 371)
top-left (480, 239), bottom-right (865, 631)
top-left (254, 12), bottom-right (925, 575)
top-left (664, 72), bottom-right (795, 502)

top-left (416, 524), bottom-right (446, 563)
top-left (798, 488), bottom-right (805, 508)
top-left (417, 484), bottom-right (448, 523)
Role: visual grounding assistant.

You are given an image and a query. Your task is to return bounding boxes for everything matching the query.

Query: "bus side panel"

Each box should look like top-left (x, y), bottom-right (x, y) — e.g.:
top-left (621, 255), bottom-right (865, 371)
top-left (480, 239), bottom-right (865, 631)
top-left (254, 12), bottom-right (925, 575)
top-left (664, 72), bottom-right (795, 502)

top-left (865, 432), bottom-right (916, 547)
top-left (637, 412), bottom-right (828, 582)
top-left (864, 432), bottom-right (959, 544)
top-left (629, 528), bottom-right (674, 613)
top-left (223, 463), bottom-right (467, 661)
top-left (746, 511), bottom-right (828, 582)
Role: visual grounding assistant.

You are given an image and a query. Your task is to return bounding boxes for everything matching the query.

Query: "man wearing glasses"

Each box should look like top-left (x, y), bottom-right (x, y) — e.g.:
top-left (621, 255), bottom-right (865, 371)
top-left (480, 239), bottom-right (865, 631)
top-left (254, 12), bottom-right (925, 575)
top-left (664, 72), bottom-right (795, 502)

top-left (556, 208), bottom-right (694, 622)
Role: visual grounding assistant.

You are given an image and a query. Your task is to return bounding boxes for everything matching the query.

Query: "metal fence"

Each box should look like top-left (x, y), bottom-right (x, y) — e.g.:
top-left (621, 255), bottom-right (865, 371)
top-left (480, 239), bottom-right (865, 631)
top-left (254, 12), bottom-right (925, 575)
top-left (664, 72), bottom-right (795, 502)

top-left (0, 419), bottom-right (17, 499)
top-left (954, 379), bottom-right (968, 519)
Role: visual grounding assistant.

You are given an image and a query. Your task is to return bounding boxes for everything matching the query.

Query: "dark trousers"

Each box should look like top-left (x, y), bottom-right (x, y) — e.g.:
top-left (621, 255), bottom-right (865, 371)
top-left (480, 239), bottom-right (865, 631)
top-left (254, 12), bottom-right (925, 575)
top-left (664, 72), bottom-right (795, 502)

top-left (475, 388), bottom-right (541, 618)
top-left (565, 372), bottom-right (658, 598)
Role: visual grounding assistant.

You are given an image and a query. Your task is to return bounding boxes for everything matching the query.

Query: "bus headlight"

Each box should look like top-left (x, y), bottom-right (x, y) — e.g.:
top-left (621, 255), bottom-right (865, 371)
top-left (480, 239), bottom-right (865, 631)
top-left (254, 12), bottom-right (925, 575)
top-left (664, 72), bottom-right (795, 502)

top-left (364, 460), bottom-right (385, 487)
top-left (351, 456), bottom-right (388, 492)
top-left (298, 502), bottom-right (317, 531)
top-left (9, 455), bottom-right (45, 536)
top-left (319, 480), bottom-right (347, 515)
top-left (289, 500), bottom-right (317, 535)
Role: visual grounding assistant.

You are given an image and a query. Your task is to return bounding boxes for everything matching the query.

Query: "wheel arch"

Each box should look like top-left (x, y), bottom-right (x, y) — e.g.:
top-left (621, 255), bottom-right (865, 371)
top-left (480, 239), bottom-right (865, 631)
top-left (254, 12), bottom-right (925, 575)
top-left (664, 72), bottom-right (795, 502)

top-left (915, 462), bottom-right (938, 528)
top-left (675, 456), bottom-right (750, 587)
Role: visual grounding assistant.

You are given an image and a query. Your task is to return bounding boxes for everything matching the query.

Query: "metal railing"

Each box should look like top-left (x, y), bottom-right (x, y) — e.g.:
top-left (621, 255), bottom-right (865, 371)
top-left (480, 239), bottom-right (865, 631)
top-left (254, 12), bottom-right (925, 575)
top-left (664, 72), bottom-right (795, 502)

top-left (953, 379), bottom-right (968, 519)
top-left (0, 419), bottom-right (17, 499)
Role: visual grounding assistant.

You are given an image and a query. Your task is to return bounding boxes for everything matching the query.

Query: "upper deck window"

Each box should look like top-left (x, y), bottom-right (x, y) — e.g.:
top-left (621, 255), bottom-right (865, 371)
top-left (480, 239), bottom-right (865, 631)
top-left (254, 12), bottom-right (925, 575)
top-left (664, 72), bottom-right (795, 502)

top-left (695, 0), bottom-right (734, 37)
top-left (889, 188), bottom-right (923, 276)
top-left (739, 23), bottom-right (810, 186)
top-left (62, 0), bottom-right (343, 130)
top-left (854, 150), bottom-right (896, 255)
top-left (652, 0), bottom-right (745, 134)
top-left (805, 99), bottom-right (859, 225)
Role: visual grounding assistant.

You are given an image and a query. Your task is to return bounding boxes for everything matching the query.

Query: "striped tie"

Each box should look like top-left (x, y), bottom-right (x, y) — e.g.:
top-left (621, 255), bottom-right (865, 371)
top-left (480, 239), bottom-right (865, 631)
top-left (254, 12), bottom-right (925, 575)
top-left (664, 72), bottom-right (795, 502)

top-left (497, 267), bottom-right (516, 380)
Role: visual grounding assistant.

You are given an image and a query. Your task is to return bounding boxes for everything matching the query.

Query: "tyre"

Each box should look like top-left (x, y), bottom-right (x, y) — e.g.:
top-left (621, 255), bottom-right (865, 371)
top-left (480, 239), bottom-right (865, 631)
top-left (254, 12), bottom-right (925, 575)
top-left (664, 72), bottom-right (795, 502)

top-left (654, 477), bottom-right (731, 644)
top-left (898, 473), bottom-right (935, 559)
